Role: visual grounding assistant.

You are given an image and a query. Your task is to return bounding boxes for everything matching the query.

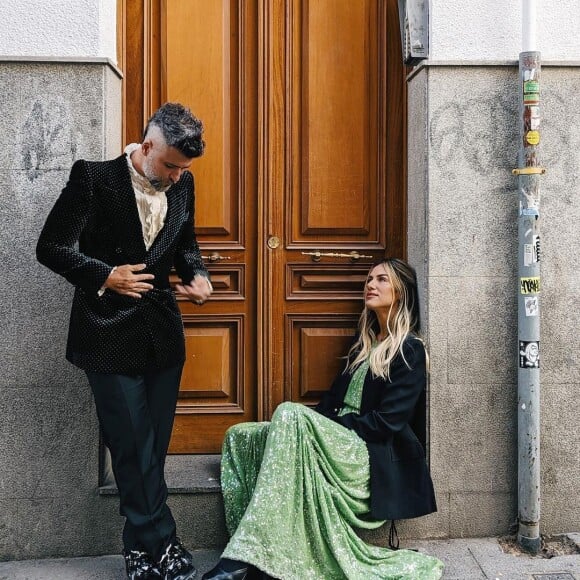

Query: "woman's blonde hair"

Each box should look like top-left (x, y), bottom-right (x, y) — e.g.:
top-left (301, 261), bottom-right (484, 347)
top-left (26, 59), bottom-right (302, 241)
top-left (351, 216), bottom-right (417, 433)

top-left (346, 258), bottom-right (421, 379)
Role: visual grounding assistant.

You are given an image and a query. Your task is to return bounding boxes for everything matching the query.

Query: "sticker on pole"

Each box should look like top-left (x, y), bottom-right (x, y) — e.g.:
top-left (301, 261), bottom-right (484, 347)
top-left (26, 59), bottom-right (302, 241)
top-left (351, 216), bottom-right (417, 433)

top-left (519, 341), bottom-right (540, 368)
top-left (533, 235), bottom-right (540, 262)
top-left (519, 187), bottom-right (540, 217)
top-left (524, 296), bottom-right (539, 317)
top-left (524, 93), bottom-right (540, 105)
top-left (529, 108), bottom-right (540, 131)
top-left (524, 237), bottom-right (541, 266)
top-left (520, 277), bottom-right (540, 294)
top-left (526, 130), bottom-right (540, 145)
top-left (524, 244), bottom-right (533, 266)
top-left (523, 80), bottom-right (539, 94)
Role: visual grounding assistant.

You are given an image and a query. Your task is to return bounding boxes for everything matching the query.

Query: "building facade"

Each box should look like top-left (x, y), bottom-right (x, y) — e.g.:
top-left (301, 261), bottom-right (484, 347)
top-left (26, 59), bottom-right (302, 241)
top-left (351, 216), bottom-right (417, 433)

top-left (0, 0), bottom-right (578, 560)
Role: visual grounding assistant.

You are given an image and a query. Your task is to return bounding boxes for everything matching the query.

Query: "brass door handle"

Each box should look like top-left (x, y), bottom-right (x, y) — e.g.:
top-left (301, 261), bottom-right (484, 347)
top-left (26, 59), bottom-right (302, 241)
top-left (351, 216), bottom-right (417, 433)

top-left (202, 252), bottom-right (232, 262)
top-left (301, 251), bottom-right (373, 262)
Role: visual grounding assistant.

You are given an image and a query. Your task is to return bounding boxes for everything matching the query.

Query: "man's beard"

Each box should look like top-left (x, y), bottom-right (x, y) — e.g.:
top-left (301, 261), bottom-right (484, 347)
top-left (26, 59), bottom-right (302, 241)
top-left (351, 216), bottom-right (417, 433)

top-left (143, 156), bottom-right (171, 191)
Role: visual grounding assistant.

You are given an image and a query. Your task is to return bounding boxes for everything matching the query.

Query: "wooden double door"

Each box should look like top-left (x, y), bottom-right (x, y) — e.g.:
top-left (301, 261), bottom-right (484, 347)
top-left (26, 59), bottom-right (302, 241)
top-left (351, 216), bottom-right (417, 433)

top-left (121, 0), bottom-right (406, 453)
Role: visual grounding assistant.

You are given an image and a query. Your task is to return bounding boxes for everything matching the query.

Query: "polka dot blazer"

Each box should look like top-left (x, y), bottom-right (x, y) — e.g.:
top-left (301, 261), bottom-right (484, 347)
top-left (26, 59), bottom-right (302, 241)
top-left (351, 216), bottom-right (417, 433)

top-left (36, 155), bottom-right (209, 374)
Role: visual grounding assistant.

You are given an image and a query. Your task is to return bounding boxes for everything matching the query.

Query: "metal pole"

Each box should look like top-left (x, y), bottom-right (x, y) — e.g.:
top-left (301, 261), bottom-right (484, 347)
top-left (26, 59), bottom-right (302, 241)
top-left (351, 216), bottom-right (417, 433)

top-left (513, 38), bottom-right (543, 552)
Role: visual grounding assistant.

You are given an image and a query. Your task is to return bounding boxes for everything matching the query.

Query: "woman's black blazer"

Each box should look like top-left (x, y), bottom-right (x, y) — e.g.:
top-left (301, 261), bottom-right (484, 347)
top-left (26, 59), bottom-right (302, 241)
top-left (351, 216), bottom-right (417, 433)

top-left (315, 335), bottom-right (437, 521)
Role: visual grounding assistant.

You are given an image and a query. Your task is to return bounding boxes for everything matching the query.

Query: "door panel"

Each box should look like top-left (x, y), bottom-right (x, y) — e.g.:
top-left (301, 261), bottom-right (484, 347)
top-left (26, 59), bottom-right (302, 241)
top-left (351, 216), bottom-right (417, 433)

top-left (263, 0), bottom-right (398, 415)
top-left (162, 0), bottom-right (258, 452)
top-left (293, 0), bottom-right (378, 241)
top-left (165, 0), bottom-right (242, 242)
top-left (121, 0), bottom-right (405, 452)
top-left (287, 319), bottom-right (359, 405)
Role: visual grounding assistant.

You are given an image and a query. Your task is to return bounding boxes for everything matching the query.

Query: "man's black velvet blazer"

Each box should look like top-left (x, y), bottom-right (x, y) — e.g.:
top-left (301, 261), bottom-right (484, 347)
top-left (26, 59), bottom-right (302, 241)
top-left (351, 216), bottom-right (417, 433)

top-left (315, 336), bottom-right (437, 521)
top-left (36, 155), bottom-right (208, 374)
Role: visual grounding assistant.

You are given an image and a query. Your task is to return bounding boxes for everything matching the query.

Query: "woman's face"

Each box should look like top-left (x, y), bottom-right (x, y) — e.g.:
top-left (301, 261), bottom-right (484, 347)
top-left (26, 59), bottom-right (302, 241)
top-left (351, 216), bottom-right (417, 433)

top-left (364, 264), bottom-right (398, 313)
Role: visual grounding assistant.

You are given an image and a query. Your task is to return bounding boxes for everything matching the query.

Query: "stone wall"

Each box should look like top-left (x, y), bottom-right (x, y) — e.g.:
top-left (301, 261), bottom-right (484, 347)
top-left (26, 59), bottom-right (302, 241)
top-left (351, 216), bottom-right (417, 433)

top-left (406, 63), bottom-right (580, 537)
top-left (0, 61), bottom-right (123, 559)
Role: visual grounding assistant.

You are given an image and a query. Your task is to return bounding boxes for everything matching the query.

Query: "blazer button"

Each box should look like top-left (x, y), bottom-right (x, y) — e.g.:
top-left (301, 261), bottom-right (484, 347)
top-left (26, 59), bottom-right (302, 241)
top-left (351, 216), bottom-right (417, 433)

top-left (333, 408), bottom-right (339, 413)
top-left (115, 247), bottom-right (122, 254)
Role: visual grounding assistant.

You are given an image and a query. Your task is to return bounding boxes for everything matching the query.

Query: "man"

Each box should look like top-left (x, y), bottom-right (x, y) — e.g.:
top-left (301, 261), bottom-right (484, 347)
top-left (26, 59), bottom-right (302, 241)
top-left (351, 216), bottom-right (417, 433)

top-left (37, 103), bottom-right (212, 580)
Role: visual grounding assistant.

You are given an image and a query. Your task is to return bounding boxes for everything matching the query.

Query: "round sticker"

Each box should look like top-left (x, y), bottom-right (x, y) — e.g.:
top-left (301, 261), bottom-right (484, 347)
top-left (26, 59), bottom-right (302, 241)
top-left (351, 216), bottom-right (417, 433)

top-left (526, 131), bottom-right (540, 145)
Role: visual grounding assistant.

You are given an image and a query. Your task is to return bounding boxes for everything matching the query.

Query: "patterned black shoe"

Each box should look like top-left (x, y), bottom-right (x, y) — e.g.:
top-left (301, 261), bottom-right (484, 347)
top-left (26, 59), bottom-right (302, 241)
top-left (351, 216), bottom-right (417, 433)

top-left (124, 550), bottom-right (163, 580)
top-left (159, 537), bottom-right (197, 580)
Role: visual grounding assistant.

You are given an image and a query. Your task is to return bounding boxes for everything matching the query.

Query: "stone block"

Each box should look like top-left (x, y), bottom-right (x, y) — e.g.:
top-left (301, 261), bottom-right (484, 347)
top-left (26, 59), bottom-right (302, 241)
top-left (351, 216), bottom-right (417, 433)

top-left (407, 67), bottom-right (429, 317)
top-left (0, 387), bottom-right (99, 499)
top-left (0, 61), bottom-right (123, 560)
top-left (446, 276), bottom-right (517, 385)
top-left (103, 66), bottom-right (122, 159)
top-left (420, 275), bottom-right (517, 386)
top-left (428, 67), bottom-right (519, 190)
top-left (449, 492), bottom-right (516, 537)
top-left (0, 67), bottom-right (24, 171)
top-left (167, 493), bottom-right (228, 549)
top-left (429, 381), bottom-right (517, 495)
top-left (541, 276), bottom-right (580, 384)
top-left (399, 492), bottom-right (451, 540)
top-left (0, 168), bottom-right (84, 388)
top-left (16, 495), bottom-right (123, 559)
top-left (540, 69), bottom-right (580, 217)
top-left (0, 499), bottom-right (19, 561)
top-left (540, 382), bottom-right (580, 533)
top-left (423, 277), bottom-right (448, 386)
top-left (407, 67), bottom-right (428, 182)
top-left (427, 67), bottom-right (519, 279)
top-left (18, 64), bottom-right (105, 177)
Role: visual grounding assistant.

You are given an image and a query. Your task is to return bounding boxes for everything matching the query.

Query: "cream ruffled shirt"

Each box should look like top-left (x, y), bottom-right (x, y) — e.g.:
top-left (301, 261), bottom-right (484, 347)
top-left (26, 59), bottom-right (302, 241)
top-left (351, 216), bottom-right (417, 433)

top-left (124, 143), bottom-right (169, 250)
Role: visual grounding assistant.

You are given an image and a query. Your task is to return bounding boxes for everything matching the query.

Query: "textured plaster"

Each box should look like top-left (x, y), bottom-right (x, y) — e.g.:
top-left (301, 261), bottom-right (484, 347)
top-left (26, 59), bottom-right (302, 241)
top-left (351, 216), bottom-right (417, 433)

top-left (0, 61), bottom-right (122, 560)
top-left (0, 0), bottom-right (117, 62)
top-left (430, 0), bottom-right (580, 61)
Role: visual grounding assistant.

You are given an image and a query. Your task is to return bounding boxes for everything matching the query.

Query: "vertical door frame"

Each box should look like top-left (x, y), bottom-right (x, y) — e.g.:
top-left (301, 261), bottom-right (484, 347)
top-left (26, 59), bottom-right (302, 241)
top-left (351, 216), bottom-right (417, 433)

top-left (118, 0), bottom-right (407, 422)
top-left (118, 0), bottom-right (164, 146)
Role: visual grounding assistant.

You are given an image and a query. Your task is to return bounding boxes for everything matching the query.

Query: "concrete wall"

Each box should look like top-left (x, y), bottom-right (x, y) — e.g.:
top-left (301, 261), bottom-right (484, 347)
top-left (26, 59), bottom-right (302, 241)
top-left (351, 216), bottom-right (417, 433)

top-left (0, 61), bottom-right (124, 559)
top-left (0, 0), bottom-right (117, 62)
top-left (430, 0), bottom-right (580, 60)
top-left (406, 63), bottom-right (580, 537)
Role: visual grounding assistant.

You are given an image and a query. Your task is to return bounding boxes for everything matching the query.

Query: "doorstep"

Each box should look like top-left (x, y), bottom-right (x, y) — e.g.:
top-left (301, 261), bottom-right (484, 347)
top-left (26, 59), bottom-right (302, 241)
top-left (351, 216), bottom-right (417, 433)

top-left (99, 454), bottom-right (222, 495)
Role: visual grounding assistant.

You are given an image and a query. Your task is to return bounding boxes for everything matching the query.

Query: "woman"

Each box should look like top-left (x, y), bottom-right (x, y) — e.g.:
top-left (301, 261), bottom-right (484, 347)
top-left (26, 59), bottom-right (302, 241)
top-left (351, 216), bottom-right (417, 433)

top-left (203, 259), bottom-right (444, 580)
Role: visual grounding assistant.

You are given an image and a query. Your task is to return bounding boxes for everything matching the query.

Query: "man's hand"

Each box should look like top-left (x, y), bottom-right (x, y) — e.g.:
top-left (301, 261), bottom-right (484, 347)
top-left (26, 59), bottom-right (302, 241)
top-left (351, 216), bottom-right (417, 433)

top-left (104, 264), bottom-right (155, 298)
top-left (175, 274), bottom-right (213, 305)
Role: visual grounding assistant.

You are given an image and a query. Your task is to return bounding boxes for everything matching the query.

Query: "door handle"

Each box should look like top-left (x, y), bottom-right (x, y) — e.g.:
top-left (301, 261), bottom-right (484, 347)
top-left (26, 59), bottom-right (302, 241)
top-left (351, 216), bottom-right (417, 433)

top-left (301, 250), bottom-right (374, 263)
top-left (202, 252), bottom-right (232, 262)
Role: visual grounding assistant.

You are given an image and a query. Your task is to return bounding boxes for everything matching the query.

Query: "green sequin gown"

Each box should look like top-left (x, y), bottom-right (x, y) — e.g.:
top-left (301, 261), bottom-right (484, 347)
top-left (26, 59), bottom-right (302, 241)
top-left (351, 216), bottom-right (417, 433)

top-left (220, 361), bottom-right (444, 580)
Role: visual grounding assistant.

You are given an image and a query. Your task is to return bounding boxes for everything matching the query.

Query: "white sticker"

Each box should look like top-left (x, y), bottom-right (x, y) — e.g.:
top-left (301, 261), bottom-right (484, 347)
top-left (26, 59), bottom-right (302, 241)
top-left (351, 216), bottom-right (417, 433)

top-left (533, 235), bottom-right (540, 262)
top-left (524, 296), bottom-right (539, 317)
top-left (524, 244), bottom-right (533, 266)
top-left (519, 340), bottom-right (540, 368)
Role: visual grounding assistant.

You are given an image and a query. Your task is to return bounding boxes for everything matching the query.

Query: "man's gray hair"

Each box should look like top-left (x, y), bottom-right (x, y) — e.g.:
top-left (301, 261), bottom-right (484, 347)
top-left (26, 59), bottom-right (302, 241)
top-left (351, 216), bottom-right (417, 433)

top-left (144, 102), bottom-right (205, 158)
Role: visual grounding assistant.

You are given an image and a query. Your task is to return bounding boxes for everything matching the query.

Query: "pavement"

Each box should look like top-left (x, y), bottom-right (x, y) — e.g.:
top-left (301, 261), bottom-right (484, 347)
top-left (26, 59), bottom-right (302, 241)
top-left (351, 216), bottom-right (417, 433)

top-left (0, 535), bottom-right (578, 580)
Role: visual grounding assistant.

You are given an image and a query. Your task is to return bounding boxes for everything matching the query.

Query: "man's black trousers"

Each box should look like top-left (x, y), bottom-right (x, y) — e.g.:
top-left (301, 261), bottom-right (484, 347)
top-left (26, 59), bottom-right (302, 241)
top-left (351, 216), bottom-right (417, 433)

top-left (86, 364), bottom-right (183, 560)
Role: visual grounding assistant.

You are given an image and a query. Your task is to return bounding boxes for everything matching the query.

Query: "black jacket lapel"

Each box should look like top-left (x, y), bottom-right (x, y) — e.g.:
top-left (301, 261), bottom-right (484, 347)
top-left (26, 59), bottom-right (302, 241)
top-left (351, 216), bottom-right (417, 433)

top-left (145, 177), bottom-right (189, 264)
top-left (103, 155), bottom-right (147, 259)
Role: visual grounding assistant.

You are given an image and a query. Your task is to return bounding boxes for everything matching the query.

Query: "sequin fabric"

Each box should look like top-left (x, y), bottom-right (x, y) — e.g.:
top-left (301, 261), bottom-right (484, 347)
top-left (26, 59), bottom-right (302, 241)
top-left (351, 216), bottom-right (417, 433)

top-left (220, 402), bottom-right (444, 579)
top-left (338, 359), bottom-right (369, 416)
